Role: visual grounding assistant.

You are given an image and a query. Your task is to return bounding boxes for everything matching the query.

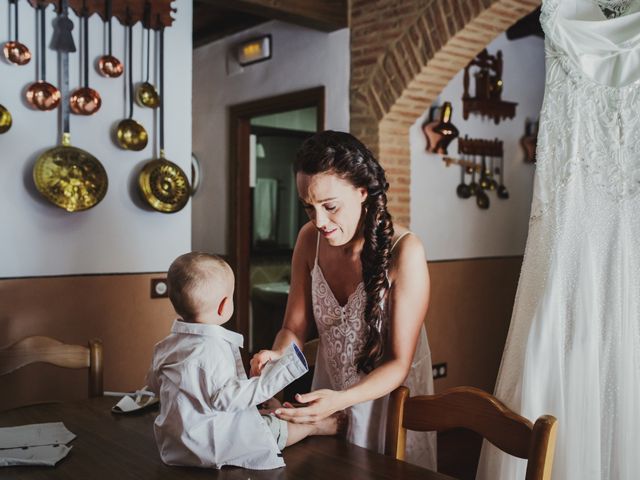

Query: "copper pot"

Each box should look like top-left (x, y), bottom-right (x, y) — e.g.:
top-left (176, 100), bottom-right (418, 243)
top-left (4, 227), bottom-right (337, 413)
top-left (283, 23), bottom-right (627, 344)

top-left (25, 6), bottom-right (60, 111)
top-left (3, 41), bottom-right (31, 65)
top-left (96, 0), bottom-right (123, 78)
top-left (26, 81), bottom-right (61, 111)
top-left (97, 54), bottom-right (123, 78)
top-left (3, 0), bottom-right (31, 66)
top-left (70, 6), bottom-right (101, 115)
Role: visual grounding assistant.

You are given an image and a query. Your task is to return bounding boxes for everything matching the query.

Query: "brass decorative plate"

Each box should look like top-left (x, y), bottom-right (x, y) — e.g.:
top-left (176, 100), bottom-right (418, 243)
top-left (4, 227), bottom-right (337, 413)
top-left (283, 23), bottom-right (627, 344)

top-left (138, 158), bottom-right (189, 213)
top-left (33, 146), bottom-right (108, 212)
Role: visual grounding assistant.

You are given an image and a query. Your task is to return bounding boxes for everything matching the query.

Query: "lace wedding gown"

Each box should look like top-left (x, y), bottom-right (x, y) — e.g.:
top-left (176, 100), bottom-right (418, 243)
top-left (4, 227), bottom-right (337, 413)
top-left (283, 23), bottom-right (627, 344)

top-left (310, 233), bottom-right (437, 470)
top-left (477, 1), bottom-right (640, 479)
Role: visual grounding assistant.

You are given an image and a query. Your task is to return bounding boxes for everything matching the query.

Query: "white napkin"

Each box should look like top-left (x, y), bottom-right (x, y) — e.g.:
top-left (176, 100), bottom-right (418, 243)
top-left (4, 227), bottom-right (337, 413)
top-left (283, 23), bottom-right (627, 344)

top-left (0, 422), bottom-right (75, 467)
top-left (0, 445), bottom-right (72, 467)
top-left (111, 391), bottom-right (159, 414)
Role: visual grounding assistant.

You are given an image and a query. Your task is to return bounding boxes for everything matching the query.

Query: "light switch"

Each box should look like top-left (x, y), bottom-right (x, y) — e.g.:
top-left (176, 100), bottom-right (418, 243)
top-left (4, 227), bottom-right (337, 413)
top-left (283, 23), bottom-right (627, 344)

top-left (151, 278), bottom-right (168, 299)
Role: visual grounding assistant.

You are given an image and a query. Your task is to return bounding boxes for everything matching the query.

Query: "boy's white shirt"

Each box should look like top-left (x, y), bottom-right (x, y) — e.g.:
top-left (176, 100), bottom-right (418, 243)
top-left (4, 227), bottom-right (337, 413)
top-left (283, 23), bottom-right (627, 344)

top-left (146, 319), bottom-right (308, 470)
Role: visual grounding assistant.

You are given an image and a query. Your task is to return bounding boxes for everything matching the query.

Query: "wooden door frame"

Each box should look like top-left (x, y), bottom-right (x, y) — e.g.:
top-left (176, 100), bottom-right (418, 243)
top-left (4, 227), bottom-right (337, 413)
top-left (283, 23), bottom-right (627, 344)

top-left (228, 87), bottom-right (325, 345)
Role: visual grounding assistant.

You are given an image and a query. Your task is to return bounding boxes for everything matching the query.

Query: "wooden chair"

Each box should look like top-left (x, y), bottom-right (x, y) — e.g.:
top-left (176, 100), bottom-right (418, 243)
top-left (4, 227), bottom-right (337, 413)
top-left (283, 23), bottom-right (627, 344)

top-left (385, 386), bottom-right (557, 480)
top-left (0, 336), bottom-right (104, 398)
top-left (302, 337), bottom-right (319, 369)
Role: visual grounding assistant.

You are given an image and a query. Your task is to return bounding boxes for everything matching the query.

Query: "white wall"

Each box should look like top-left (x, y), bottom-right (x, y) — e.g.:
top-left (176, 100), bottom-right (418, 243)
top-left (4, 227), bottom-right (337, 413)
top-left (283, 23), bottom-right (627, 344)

top-left (410, 33), bottom-right (545, 261)
top-left (0, 1), bottom-right (192, 277)
top-left (192, 21), bottom-right (350, 255)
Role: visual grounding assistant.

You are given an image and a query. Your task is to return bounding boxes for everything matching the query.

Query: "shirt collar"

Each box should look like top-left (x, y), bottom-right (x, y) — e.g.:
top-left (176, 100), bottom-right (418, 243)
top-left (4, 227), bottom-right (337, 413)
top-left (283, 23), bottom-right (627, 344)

top-left (171, 319), bottom-right (244, 348)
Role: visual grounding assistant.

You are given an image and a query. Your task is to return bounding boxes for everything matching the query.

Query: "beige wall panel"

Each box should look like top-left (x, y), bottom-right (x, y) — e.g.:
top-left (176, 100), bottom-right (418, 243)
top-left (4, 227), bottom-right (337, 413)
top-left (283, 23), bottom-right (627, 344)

top-left (426, 257), bottom-right (522, 393)
top-left (0, 273), bottom-right (175, 411)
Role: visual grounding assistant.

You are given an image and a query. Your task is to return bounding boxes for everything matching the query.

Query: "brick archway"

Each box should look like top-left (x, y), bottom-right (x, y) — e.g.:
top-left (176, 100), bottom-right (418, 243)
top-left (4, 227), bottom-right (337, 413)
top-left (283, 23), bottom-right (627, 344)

top-left (350, 0), bottom-right (541, 225)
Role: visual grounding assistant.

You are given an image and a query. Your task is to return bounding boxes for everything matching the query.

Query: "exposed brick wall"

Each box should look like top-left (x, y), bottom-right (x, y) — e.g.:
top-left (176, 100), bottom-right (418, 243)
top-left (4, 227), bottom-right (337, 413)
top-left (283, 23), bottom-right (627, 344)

top-left (350, 0), bottom-right (541, 226)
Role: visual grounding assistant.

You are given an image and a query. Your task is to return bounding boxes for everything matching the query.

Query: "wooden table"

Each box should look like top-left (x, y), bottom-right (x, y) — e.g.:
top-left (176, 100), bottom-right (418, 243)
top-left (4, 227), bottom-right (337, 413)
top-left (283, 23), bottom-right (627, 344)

top-left (0, 397), bottom-right (454, 480)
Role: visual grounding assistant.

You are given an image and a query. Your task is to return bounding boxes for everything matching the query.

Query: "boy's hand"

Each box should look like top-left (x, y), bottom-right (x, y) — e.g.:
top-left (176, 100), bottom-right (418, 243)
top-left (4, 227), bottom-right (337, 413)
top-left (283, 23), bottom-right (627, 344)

top-left (257, 397), bottom-right (283, 414)
top-left (249, 349), bottom-right (282, 377)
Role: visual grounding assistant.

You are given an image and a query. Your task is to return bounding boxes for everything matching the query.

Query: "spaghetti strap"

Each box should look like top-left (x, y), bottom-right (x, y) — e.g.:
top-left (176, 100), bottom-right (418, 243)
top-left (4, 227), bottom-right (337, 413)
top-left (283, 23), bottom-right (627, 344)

top-left (314, 232), bottom-right (321, 267)
top-left (391, 231), bottom-right (411, 253)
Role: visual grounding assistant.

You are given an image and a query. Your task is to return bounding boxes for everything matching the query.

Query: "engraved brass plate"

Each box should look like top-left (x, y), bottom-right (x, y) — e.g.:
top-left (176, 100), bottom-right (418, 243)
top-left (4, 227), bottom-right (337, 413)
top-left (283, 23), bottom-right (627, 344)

top-left (138, 158), bottom-right (189, 213)
top-left (33, 146), bottom-right (108, 212)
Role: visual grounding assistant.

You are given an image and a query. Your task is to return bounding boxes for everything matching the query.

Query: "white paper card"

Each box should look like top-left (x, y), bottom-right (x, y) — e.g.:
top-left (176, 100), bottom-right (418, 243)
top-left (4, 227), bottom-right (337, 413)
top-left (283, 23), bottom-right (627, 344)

top-left (0, 445), bottom-right (72, 467)
top-left (0, 423), bottom-right (76, 449)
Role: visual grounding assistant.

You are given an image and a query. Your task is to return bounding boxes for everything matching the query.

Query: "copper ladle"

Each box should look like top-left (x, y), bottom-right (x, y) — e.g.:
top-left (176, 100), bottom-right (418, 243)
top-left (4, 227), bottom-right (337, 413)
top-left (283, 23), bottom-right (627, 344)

top-left (115, 20), bottom-right (148, 150)
top-left (70, 3), bottom-right (101, 115)
top-left (0, 104), bottom-right (12, 133)
top-left (96, 0), bottom-right (122, 78)
top-left (26, 5), bottom-right (61, 111)
top-left (3, 0), bottom-right (31, 65)
top-left (135, 2), bottom-right (159, 109)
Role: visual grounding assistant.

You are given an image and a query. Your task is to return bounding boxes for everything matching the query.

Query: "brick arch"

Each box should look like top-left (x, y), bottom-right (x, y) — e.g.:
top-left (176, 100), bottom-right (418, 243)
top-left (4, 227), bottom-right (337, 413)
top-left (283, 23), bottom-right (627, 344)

top-left (349, 0), bottom-right (541, 225)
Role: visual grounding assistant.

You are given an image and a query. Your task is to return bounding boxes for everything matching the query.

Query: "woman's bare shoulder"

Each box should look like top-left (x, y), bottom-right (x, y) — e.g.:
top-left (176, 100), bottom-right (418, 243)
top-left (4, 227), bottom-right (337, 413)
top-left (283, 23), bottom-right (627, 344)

top-left (390, 228), bottom-right (427, 273)
top-left (293, 222), bottom-right (318, 267)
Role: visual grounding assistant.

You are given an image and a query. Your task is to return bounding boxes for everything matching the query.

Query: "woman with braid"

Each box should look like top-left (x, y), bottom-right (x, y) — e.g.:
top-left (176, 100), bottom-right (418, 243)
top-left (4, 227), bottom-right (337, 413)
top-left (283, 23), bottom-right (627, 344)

top-left (249, 130), bottom-right (436, 469)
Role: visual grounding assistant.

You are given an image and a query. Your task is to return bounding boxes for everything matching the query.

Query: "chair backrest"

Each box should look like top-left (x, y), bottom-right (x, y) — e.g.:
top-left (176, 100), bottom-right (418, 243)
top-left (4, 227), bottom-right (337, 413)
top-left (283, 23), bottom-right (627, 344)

top-left (303, 338), bottom-right (319, 369)
top-left (385, 386), bottom-right (557, 480)
top-left (0, 336), bottom-right (103, 398)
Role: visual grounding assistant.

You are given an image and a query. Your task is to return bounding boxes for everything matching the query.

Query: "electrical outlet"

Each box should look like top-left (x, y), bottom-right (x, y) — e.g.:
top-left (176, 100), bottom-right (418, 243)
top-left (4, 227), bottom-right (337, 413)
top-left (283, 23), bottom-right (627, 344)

top-left (432, 362), bottom-right (447, 379)
top-left (151, 278), bottom-right (169, 299)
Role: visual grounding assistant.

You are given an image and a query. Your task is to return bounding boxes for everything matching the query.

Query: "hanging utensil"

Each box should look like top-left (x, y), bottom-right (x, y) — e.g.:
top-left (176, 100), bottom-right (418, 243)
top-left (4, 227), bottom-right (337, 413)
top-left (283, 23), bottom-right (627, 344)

top-left (0, 104), bottom-right (12, 133)
top-left (456, 157), bottom-right (471, 199)
top-left (468, 155), bottom-right (479, 196)
top-left (479, 155), bottom-right (491, 190)
top-left (115, 15), bottom-right (148, 150)
top-left (3, 0), bottom-right (31, 65)
top-left (96, 0), bottom-right (123, 77)
top-left (70, 0), bottom-right (101, 115)
top-left (497, 153), bottom-right (509, 199)
top-left (26, 4), bottom-right (61, 111)
top-left (138, 23), bottom-right (189, 213)
top-left (34, 0), bottom-right (108, 212)
top-left (488, 155), bottom-right (498, 190)
top-left (135, 2), bottom-right (160, 109)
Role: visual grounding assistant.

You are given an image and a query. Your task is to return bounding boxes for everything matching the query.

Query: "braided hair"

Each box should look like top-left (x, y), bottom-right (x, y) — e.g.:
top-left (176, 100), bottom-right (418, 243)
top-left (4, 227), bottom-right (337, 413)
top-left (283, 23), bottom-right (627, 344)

top-left (294, 130), bottom-right (394, 373)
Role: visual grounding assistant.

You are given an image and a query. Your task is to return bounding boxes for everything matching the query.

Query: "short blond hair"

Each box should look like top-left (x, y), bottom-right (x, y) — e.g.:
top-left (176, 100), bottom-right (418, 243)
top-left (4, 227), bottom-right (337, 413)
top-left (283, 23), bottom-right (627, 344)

top-left (167, 252), bottom-right (233, 320)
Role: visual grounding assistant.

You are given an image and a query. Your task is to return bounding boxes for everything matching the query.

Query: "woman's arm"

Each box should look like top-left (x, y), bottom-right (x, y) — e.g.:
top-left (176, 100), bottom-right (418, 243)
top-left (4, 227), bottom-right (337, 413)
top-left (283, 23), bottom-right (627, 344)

top-left (249, 222), bottom-right (316, 377)
top-left (275, 233), bottom-right (430, 422)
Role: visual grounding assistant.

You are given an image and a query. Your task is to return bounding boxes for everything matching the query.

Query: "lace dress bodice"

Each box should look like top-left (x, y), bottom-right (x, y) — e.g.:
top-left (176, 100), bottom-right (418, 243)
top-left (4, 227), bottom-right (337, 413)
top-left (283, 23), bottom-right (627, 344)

top-left (309, 232), bottom-right (436, 470)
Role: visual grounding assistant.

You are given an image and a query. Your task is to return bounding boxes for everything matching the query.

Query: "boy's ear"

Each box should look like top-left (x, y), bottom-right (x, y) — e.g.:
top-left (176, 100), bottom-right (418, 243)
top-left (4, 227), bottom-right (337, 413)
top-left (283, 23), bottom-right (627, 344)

top-left (218, 296), bottom-right (228, 316)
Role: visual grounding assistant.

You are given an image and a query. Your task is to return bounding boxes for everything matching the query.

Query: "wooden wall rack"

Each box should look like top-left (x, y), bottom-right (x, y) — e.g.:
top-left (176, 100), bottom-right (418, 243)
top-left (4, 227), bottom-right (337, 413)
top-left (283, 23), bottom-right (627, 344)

top-left (27, 0), bottom-right (176, 30)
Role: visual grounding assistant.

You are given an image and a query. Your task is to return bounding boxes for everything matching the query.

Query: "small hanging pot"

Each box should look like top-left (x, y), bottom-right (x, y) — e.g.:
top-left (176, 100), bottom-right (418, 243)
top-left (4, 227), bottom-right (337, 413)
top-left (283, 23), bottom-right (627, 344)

top-left (96, 0), bottom-right (123, 78)
top-left (70, 1), bottom-right (102, 115)
top-left (3, 0), bottom-right (31, 65)
top-left (135, 2), bottom-right (160, 109)
top-left (26, 5), bottom-right (61, 111)
top-left (115, 18), bottom-right (148, 150)
top-left (138, 24), bottom-right (189, 213)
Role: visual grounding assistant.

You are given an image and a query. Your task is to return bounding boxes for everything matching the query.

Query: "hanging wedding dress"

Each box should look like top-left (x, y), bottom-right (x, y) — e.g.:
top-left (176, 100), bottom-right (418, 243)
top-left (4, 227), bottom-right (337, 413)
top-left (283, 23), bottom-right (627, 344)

top-left (477, 1), bottom-right (640, 479)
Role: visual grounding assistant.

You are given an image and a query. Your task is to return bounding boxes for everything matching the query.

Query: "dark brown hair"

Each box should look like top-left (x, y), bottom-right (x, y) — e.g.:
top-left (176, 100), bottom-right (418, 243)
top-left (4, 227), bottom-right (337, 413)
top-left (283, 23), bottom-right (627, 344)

top-left (294, 130), bottom-right (393, 373)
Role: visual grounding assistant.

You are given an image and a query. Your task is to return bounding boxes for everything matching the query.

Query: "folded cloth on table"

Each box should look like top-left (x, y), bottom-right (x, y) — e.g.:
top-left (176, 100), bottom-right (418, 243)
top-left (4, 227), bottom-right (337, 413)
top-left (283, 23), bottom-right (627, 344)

top-left (0, 445), bottom-right (72, 467)
top-left (0, 422), bottom-right (75, 467)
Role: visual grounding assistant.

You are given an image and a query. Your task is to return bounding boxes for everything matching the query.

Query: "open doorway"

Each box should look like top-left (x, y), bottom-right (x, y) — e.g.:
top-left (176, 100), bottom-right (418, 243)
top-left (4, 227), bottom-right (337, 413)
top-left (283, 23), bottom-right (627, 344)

top-left (228, 87), bottom-right (325, 352)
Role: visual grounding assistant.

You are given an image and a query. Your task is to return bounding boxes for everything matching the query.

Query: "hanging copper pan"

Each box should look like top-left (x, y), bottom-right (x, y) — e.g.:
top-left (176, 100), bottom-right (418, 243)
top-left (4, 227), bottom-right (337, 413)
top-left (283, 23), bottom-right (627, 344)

top-left (33, 2), bottom-right (107, 212)
top-left (137, 24), bottom-right (189, 213)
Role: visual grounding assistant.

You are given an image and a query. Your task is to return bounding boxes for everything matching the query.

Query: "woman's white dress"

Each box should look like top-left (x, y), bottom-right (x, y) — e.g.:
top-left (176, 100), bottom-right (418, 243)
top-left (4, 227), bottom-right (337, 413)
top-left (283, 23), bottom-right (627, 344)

top-left (477, 1), bottom-right (640, 478)
top-left (310, 233), bottom-right (437, 470)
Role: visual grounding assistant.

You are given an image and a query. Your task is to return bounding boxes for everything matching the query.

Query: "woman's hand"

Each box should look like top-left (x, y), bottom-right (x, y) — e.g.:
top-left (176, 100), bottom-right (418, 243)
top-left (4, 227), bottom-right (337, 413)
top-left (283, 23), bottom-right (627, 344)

top-left (275, 389), bottom-right (347, 423)
top-left (249, 349), bottom-right (282, 377)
